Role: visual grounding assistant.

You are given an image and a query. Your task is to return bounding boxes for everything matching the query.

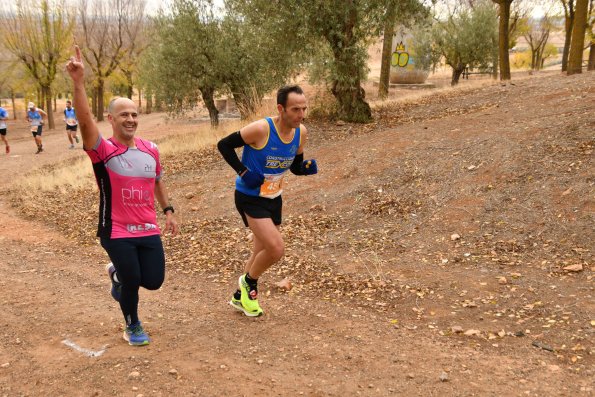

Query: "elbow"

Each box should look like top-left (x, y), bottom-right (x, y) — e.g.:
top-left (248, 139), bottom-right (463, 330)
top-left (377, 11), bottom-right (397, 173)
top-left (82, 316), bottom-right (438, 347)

top-left (216, 139), bottom-right (227, 155)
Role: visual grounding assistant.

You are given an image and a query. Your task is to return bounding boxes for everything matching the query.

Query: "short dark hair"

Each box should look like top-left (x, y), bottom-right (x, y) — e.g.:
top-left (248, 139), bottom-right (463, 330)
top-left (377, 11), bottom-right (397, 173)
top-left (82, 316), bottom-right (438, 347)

top-left (66, 100), bottom-right (72, 104)
top-left (277, 85), bottom-right (304, 108)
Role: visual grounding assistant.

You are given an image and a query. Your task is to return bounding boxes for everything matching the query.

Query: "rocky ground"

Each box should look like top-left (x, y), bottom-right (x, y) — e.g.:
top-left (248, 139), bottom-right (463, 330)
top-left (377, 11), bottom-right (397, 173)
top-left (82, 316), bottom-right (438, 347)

top-left (0, 70), bottom-right (593, 396)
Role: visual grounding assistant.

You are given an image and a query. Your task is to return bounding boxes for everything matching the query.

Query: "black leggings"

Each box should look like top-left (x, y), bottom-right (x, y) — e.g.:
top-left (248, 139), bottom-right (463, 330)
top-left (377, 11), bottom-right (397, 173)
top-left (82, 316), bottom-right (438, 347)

top-left (100, 235), bottom-right (165, 326)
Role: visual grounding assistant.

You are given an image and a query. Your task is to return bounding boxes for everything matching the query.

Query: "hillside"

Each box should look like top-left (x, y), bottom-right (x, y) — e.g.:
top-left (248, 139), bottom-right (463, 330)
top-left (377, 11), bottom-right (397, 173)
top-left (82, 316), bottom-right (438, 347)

top-left (0, 71), bottom-right (593, 396)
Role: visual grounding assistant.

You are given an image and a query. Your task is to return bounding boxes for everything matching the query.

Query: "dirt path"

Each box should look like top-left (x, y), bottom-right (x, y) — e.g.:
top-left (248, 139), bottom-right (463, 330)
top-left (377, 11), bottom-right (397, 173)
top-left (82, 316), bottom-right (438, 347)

top-left (1, 71), bottom-right (594, 396)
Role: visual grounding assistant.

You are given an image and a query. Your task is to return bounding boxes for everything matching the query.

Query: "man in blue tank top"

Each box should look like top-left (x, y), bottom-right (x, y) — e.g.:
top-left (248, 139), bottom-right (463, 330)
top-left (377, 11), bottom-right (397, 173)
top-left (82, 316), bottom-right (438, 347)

top-left (26, 102), bottom-right (47, 154)
top-left (218, 85), bottom-right (318, 317)
top-left (0, 105), bottom-right (9, 154)
top-left (64, 100), bottom-right (79, 149)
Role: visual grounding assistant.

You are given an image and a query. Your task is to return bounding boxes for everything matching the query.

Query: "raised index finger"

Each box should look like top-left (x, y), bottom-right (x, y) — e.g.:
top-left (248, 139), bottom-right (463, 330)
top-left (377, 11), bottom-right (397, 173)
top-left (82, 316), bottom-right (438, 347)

top-left (74, 45), bottom-right (82, 62)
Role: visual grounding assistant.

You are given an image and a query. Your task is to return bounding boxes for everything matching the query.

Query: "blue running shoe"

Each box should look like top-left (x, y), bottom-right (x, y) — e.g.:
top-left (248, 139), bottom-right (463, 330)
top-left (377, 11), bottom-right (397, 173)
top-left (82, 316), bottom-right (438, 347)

top-left (123, 322), bottom-right (150, 346)
top-left (105, 262), bottom-right (122, 302)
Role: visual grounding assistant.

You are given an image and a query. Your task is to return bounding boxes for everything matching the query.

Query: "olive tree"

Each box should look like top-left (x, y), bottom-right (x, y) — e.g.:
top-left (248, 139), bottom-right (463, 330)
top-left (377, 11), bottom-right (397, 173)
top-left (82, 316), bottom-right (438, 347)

top-left (431, 1), bottom-right (498, 85)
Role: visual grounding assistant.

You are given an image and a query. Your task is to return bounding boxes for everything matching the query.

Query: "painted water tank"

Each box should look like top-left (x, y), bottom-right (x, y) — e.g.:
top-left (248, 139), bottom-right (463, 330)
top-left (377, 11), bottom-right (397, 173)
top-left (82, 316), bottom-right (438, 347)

top-left (389, 28), bottom-right (429, 84)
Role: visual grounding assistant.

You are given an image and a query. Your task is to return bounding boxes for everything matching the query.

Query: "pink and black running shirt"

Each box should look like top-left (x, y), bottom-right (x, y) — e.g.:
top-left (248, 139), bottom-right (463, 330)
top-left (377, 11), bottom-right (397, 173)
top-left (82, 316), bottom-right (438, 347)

top-left (86, 135), bottom-right (162, 239)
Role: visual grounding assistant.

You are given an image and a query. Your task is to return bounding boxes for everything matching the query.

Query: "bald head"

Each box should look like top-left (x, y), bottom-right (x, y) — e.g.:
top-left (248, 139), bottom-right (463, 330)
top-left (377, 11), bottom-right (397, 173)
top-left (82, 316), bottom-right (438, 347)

top-left (107, 97), bottom-right (139, 142)
top-left (108, 97), bottom-right (137, 116)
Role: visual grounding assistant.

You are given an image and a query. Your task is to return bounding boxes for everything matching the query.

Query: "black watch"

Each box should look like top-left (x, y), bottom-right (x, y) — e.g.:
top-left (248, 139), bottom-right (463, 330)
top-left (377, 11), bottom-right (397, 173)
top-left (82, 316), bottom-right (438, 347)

top-left (163, 206), bottom-right (175, 215)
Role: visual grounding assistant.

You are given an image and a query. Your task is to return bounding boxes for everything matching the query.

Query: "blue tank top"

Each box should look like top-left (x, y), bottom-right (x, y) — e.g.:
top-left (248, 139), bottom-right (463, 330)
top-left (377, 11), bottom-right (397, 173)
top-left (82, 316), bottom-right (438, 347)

top-left (235, 117), bottom-right (300, 198)
top-left (64, 107), bottom-right (77, 121)
top-left (28, 110), bottom-right (42, 126)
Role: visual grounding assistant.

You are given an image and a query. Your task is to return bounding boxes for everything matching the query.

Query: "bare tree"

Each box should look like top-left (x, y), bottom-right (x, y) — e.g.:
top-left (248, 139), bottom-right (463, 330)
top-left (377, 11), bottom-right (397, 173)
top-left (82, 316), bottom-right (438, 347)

top-left (568, 0), bottom-right (589, 74)
top-left (523, 16), bottom-right (553, 70)
top-left (77, 0), bottom-right (146, 121)
top-left (117, 1), bottom-right (148, 101)
top-left (1, 0), bottom-right (74, 129)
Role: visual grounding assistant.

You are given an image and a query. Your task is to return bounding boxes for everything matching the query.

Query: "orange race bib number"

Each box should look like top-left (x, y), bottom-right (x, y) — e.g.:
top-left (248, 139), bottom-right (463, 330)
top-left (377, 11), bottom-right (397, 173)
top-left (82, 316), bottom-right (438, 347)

top-left (259, 173), bottom-right (286, 199)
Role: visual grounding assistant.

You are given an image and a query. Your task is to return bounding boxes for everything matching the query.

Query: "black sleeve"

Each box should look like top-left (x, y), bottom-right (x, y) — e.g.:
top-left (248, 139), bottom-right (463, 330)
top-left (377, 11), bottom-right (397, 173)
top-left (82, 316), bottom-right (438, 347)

top-left (290, 153), bottom-right (305, 175)
top-left (217, 131), bottom-right (247, 175)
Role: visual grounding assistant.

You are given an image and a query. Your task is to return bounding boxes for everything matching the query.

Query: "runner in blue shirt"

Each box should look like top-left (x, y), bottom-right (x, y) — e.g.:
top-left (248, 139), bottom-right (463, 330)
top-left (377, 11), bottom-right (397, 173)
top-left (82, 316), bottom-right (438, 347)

top-left (0, 105), bottom-right (9, 154)
top-left (64, 100), bottom-right (79, 149)
top-left (26, 102), bottom-right (47, 154)
top-left (217, 85), bottom-right (318, 317)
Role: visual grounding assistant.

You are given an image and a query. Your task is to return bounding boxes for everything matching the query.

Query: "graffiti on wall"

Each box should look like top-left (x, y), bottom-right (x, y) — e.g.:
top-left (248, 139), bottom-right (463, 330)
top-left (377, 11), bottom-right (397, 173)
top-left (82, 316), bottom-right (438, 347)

top-left (391, 41), bottom-right (410, 68)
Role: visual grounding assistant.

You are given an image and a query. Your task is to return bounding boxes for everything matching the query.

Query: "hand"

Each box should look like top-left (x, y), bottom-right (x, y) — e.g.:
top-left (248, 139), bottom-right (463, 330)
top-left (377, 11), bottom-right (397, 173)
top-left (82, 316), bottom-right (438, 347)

top-left (164, 213), bottom-right (179, 236)
top-left (241, 169), bottom-right (265, 189)
top-left (301, 159), bottom-right (318, 175)
top-left (65, 45), bottom-right (85, 83)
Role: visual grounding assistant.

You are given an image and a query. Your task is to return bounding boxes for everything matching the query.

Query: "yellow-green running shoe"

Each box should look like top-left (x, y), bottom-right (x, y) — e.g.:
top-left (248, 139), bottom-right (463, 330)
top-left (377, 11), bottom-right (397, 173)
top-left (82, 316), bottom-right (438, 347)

top-left (238, 274), bottom-right (263, 317)
top-left (229, 295), bottom-right (254, 316)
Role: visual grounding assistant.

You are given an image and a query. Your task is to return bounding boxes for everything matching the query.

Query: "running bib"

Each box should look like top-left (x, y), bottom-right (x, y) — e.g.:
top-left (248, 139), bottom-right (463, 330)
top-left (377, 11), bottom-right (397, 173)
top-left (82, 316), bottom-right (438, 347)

top-left (66, 118), bottom-right (77, 126)
top-left (259, 173), bottom-right (286, 198)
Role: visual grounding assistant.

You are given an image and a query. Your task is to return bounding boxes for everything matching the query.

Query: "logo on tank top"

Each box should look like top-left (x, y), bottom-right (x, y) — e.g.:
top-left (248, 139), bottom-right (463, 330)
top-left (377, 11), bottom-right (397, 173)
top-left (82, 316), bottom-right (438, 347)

top-left (121, 180), bottom-right (151, 207)
top-left (126, 223), bottom-right (157, 233)
top-left (265, 155), bottom-right (293, 169)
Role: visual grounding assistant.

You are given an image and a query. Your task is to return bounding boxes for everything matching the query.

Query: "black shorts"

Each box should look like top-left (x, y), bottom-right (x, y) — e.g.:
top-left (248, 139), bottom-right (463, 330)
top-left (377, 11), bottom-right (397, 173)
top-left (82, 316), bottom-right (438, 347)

top-left (235, 190), bottom-right (282, 227)
top-left (31, 125), bottom-right (42, 136)
top-left (0, 129), bottom-right (6, 136)
top-left (66, 124), bottom-right (78, 132)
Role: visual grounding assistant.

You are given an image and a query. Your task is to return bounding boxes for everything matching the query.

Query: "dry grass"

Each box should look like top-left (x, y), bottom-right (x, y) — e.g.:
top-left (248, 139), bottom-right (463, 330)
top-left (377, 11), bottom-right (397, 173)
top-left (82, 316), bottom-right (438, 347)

top-left (369, 77), bottom-right (499, 110)
top-left (19, 157), bottom-right (94, 193)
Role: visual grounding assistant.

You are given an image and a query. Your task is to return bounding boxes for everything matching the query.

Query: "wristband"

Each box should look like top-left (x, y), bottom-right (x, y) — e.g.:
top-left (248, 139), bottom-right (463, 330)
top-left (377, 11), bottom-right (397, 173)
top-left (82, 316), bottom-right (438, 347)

top-left (163, 206), bottom-right (175, 215)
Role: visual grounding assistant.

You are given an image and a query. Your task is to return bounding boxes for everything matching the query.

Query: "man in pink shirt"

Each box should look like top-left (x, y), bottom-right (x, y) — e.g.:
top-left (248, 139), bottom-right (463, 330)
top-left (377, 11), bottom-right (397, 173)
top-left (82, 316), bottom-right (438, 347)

top-left (66, 46), bottom-right (179, 346)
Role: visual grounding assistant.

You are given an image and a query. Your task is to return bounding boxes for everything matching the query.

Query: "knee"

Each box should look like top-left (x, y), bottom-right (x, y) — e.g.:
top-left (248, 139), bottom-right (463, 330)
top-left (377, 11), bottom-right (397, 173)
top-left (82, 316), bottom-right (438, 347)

top-left (267, 240), bottom-right (284, 262)
top-left (142, 276), bottom-right (164, 291)
top-left (122, 275), bottom-right (141, 290)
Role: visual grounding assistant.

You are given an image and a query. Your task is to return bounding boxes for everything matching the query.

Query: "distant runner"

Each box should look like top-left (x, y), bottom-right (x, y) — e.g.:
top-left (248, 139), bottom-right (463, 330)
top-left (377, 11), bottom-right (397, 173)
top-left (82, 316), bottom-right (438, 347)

top-left (26, 102), bottom-right (47, 154)
top-left (64, 100), bottom-right (79, 149)
top-left (217, 85), bottom-right (318, 317)
top-left (66, 45), bottom-right (179, 346)
top-left (0, 105), bottom-right (9, 154)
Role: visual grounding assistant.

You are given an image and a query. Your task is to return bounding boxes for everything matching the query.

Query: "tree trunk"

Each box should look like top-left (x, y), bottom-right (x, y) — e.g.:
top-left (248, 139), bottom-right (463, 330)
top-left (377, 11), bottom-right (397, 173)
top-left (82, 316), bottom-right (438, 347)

top-left (530, 44), bottom-right (537, 70)
top-left (138, 88), bottom-right (142, 109)
top-left (200, 86), bottom-right (219, 127)
top-left (53, 95), bottom-right (57, 113)
top-left (331, 49), bottom-right (372, 123)
top-left (91, 86), bottom-right (98, 118)
top-left (230, 84), bottom-right (261, 119)
top-left (378, 3), bottom-right (397, 99)
top-left (97, 79), bottom-right (105, 121)
top-left (451, 63), bottom-right (466, 86)
top-left (10, 89), bottom-right (16, 120)
top-left (146, 93), bottom-right (153, 115)
top-left (588, 41), bottom-right (595, 70)
top-left (496, 0), bottom-right (512, 80)
top-left (562, 1), bottom-right (575, 72)
top-left (568, 0), bottom-right (589, 75)
top-left (43, 85), bottom-right (55, 130)
top-left (124, 70), bottom-right (134, 100)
